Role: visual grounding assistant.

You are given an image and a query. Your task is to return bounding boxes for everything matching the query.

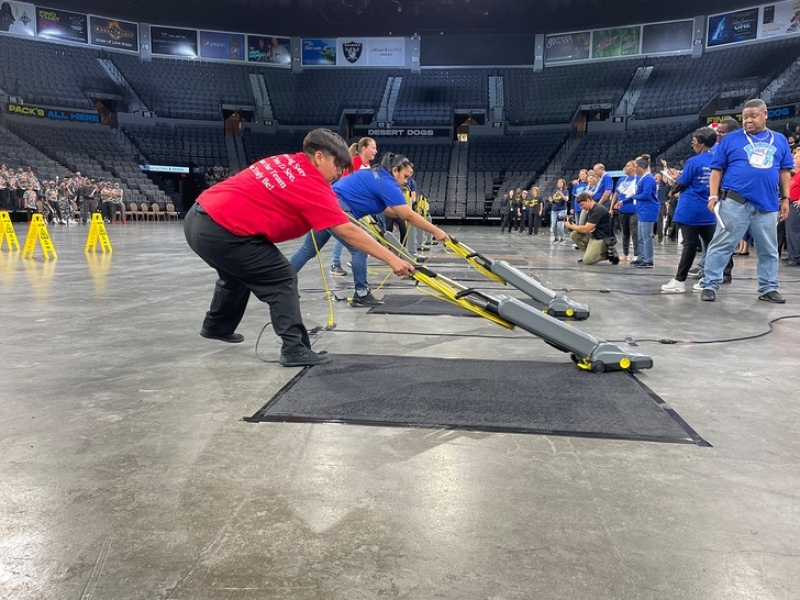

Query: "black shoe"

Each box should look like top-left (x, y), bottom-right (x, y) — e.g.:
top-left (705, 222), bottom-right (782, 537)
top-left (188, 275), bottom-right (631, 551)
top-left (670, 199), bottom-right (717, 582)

top-left (635, 262), bottom-right (654, 268)
top-left (722, 275), bottom-right (732, 284)
top-left (687, 267), bottom-right (703, 279)
top-left (200, 329), bottom-right (245, 343)
top-left (350, 290), bottom-right (384, 307)
top-left (784, 260), bottom-right (800, 266)
top-left (700, 289), bottom-right (716, 302)
top-left (759, 291), bottom-right (786, 304)
top-left (609, 255), bottom-right (620, 265)
top-left (279, 347), bottom-right (332, 367)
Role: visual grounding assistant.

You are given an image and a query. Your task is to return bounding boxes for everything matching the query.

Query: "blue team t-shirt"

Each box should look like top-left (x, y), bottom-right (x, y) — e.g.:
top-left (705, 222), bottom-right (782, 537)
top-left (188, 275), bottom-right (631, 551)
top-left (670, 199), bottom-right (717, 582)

top-left (633, 173), bottom-right (659, 222)
top-left (594, 173), bottom-right (613, 202)
top-left (674, 151), bottom-right (716, 226)
top-left (571, 181), bottom-right (588, 212)
top-left (615, 175), bottom-right (637, 215)
top-left (332, 167), bottom-right (407, 219)
top-left (712, 128), bottom-right (793, 212)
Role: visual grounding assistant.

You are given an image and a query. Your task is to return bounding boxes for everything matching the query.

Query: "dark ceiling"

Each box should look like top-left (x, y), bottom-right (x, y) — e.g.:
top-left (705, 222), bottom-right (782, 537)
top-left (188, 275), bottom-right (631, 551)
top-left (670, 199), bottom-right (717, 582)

top-left (46, 0), bottom-right (759, 37)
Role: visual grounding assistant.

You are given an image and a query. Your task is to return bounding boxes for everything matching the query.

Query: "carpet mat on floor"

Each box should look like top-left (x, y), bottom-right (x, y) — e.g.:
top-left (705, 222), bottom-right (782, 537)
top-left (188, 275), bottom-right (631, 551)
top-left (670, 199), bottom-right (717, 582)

top-left (247, 355), bottom-right (708, 445)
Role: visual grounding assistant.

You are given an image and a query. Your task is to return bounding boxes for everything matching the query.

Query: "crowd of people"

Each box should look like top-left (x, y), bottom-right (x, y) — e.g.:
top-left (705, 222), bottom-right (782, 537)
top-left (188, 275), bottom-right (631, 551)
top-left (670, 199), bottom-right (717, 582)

top-left (0, 164), bottom-right (134, 225)
top-left (204, 166), bottom-right (232, 188)
top-left (499, 100), bottom-right (799, 303)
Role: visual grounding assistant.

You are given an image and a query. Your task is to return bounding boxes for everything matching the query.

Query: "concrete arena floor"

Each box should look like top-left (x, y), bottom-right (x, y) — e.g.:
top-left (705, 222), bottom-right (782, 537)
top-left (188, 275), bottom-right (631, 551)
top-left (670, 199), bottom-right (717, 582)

top-left (1, 221), bottom-right (799, 600)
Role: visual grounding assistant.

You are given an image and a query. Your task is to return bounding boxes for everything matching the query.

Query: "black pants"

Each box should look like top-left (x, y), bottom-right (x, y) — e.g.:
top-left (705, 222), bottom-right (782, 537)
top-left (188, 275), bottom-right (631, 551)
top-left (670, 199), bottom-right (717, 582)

top-left (184, 204), bottom-right (311, 354)
top-left (619, 212), bottom-right (638, 257)
top-left (500, 213), bottom-right (512, 232)
top-left (678, 224), bottom-right (734, 281)
top-left (528, 214), bottom-right (541, 235)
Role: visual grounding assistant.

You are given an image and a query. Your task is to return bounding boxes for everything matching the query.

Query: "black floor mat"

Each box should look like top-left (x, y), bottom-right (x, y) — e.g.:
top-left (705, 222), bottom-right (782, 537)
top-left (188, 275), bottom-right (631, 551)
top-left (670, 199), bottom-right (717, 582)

top-left (367, 294), bottom-right (538, 317)
top-left (247, 355), bottom-right (709, 446)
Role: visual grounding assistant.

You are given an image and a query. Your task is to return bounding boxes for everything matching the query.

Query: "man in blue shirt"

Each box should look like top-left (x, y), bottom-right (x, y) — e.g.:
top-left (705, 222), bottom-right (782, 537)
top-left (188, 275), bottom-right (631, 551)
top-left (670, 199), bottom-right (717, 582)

top-left (592, 163), bottom-right (614, 209)
top-left (699, 99), bottom-right (794, 303)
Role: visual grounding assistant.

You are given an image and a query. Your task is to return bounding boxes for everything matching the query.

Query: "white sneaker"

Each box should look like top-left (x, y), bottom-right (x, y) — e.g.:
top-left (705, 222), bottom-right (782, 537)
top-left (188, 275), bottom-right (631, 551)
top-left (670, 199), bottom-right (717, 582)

top-left (632, 256), bottom-right (639, 263)
top-left (693, 282), bottom-right (703, 291)
top-left (661, 278), bottom-right (686, 293)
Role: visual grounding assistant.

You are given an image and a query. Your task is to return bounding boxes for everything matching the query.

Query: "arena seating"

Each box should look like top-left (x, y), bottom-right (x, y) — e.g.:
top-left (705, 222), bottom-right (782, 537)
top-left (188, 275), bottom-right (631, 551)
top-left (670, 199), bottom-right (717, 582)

top-left (0, 124), bottom-right (65, 182)
top-left (111, 54), bottom-right (254, 120)
top-left (392, 69), bottom-right (490, 125)
top-left (7, 121), bottom-right (164, 204)
top-left (261, 69), bottom-right (392, 125)
top-left (0, 37), bottom-right (119, 109)
top-left (122, 123), bottom-right (229, 169)
top-left (242, 130), bottom-right (308, 164)
top-left (634, 37), bottom-right (800, 119)
top-left (502, 61), bottom-right (640, 125)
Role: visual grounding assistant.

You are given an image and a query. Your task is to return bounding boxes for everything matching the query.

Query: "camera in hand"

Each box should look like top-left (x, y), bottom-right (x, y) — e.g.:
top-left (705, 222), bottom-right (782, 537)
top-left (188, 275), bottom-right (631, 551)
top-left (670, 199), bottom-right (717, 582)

top-left (604, 236), bottom-right (620, 265)
top-left (556, 214), bottom-right (572, 223)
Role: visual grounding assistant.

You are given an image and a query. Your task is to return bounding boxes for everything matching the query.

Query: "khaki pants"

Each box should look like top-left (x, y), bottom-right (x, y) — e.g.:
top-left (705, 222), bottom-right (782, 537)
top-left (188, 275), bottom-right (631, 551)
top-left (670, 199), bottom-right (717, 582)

top-left (571, 231), bottom-right (607, 265)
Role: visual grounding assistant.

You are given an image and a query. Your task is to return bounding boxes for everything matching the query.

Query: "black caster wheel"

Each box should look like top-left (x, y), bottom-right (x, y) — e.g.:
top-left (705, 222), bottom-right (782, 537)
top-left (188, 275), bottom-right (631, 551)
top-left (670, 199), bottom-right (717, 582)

top-left (591, 361), bottom-right (606, 374)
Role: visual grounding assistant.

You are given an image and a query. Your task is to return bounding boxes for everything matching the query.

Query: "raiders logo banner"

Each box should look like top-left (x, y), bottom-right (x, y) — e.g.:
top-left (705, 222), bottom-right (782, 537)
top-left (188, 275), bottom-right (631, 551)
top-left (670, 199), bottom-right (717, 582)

top-left (336, 37), bottom-right (406, 67)
top-left (342, 41), bottom-right (363, 64)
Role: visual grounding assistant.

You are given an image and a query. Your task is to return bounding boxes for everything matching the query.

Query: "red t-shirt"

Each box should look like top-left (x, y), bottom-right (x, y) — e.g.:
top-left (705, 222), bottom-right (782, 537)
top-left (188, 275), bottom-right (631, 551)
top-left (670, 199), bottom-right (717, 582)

top-left (790, 170), bottom-right (800, 201)
top-left (197, 152), bottom-right (348, 242)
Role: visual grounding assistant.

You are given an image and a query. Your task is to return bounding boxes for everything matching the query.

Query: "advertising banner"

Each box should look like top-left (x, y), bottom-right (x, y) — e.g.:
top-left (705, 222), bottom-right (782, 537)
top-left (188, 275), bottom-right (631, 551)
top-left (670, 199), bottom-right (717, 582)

top-left (707, 7), bottom-right (759, 47)
top-left (0, 1), bottom-right (36, 37)
top-left (247, 34), bottom-right (291, 65)
top-left (702, 104), bottom-right (797, 126)
top-left (301, 38), bottom-right (336, 66)
top-left (89, 16), bottom-right (138, 52)
top-left (151, 25), bottom-right (197, 57)
top-left (36, 6), bottom-right (87, 44)
top-left (198, 30), bottom-right (245, 61)
top-left (760, 0), bottom-right (800, 39)
top-left (337, 37), bottom-right (406, 67)
top-left (7, 102), bottom-right (100, 122)
top-left (641, 20), bottom-right (694, 54)
top-left (544, 31), bottom-right (591, 64)
top-left (592, 26), bottom-right (641, 58)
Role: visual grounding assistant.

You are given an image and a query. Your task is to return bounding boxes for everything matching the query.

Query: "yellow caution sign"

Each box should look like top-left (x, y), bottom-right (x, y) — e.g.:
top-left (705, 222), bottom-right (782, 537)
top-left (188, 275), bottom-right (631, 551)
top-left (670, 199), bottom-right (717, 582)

top-left (0, 210), bottom-right (20, 252)
top-left (21, 213), bottom-right (57, 259)
top-left (85, 213), bottom-right (113, 253)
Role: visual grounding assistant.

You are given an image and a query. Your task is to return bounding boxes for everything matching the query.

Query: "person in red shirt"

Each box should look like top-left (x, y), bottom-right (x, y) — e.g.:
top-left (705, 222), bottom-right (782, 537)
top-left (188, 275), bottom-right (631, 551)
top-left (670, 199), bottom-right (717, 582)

top-left (184, 129), bottom-right (414, 367)
top-left (784, 148), bottom-right (800, 266)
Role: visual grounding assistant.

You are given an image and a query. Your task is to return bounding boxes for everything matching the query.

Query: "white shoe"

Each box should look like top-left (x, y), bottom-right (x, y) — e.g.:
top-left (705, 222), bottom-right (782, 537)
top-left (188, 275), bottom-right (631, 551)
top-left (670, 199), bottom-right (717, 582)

top-left (632, 256), bottom-right (639, 263)
top-left (661, 278), bottom-right (686, 293)
top-left (693, 282), bottom-right (703, 291)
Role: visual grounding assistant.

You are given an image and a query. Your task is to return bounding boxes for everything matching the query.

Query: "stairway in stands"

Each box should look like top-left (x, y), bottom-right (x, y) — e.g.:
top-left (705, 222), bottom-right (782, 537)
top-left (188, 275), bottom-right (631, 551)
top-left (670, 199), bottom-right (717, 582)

top-left (445, 141), bottom-right (467, 219)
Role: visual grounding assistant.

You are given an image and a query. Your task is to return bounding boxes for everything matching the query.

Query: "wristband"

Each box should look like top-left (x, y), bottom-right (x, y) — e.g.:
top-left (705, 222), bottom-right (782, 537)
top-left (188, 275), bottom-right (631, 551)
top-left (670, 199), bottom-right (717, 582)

top-left (708, 195), bottom-right (718, 200)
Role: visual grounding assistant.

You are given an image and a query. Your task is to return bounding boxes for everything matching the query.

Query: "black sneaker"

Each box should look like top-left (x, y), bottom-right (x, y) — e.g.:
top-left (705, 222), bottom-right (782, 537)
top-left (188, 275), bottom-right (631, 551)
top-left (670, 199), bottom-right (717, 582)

top-left (200, 329), bottom-right (244, 343)
top-left (330, 264), bottom-right (347, 276)
top-left (759, 290), bottom-right (786, 304)
top-left (279, 347), bottom-right (332, 367)
top-left (350, 291), bottom-right (384, 307)
top-left (700, 289), bottom-right (716, 302)
top-left (722, 275), bottom-right (732, 284)
top-left (687, 267), bottom-right (703, 279)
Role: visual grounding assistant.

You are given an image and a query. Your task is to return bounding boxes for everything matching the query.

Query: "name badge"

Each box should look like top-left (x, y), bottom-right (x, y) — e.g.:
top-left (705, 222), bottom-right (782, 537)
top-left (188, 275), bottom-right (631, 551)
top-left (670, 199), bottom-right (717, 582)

top-left (745, 142), bottom-right (777, 170)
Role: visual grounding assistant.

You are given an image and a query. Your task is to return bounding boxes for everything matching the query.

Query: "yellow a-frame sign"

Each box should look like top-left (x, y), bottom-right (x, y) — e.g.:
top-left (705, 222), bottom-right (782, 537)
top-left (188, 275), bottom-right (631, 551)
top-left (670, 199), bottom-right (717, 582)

top-left (21, 213), bottom-right (57, 259)
top-left (85, 213), bottom-right (113, 253)
top-left (0, 210), bottom-right (20, 252)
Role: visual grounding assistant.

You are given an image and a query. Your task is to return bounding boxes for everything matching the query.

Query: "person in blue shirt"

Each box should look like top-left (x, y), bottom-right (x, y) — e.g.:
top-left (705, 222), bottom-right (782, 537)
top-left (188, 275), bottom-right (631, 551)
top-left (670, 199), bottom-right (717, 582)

top-left (627, 155), bottom-right (659, 268)
top-left (661, 128), bottom-right (718, 293)
top-left (699, 99), bottom-right (794, 303)
top-left (612, 160), bottom-right (638, 261)
top-left (592, 163), bottom-right (614, 209)
top-left (290, 153), bottom-right (449, 307)
top-left (570, 169), bottom-right (589, 220)
top-left (549, 178), bottom-right (569, 244)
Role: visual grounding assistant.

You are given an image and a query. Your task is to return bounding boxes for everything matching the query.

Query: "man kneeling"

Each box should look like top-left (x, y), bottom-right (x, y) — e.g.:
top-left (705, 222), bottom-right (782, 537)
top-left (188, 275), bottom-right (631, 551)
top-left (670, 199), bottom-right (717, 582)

top-left (564, 191), bottom-right (618, 265)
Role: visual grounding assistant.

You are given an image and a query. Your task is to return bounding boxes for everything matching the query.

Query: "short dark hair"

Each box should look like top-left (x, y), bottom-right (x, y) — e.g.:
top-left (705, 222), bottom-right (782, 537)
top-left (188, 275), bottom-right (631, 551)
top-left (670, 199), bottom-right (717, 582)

top-left (743, 99), bottom-right (767, 112)
top-left (379, 152), bottom-right (414, 172)
top-left (577, 191), bottom-right (593, 204)
top-left (302, 129), bottom-right (351, 171)
top-left (693, 127), bottom-right (718, 148)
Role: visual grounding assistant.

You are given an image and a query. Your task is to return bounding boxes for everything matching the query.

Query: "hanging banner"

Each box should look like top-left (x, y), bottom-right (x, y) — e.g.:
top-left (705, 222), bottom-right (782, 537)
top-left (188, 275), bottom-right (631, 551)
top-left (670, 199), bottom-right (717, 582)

top-left (301, 38), bottom-right (337, 66)
top-left (0, 1), bottom-right (36, 37)
top-left (337, 37), bottom-right (406, 67)
top-left (89, 16), bottom-right (138, 52)
top-left (36, 6), bottom-right (88, 44)
top-left (592, 26), bottom-right (641, 58)
top-left (247, 35), bottom-right (291, 65)
top-left (760, 0), bottom-right (800, 39)
top-left (641, 20), bottom-right (694, 54)
top-left (198, 30), bottom-right (245, 61)
top-left (6, 102), bottom-right (101, 122)
top-left (707, 7), bottom-right (759, 47)
top-left (544, 31), bottom-right (591, 64)
top-left (151, 25), bottom-right (197, 57)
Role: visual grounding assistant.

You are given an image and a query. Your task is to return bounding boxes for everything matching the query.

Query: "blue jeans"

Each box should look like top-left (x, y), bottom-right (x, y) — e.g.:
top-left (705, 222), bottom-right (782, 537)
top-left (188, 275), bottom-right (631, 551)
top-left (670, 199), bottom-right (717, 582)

top-left (637, 220), bottom-right (655, 263)
top-left (290, 230), bottom-right (369, 293)
top-left (552, 209), bottom-right (566, 239)
top-left (700, 199), bottom-right (779, 293)
top-left (331, 240), bottom-right (345, 267)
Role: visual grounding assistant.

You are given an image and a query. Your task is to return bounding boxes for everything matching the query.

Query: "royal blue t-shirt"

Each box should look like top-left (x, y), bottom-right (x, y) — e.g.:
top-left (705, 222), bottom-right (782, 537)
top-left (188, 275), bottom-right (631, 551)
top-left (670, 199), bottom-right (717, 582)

top-left (332, 167), bottom-right (406, 219)
top-left (633, 173), bottom-right (659, 222)
top-left (571, 182), bottom-right (588, 212)
top-left (595, 173), bottom-right (614, 203)
top-left (712, 128), bottom-right (793, 212)
top-left (674, 151), bottom-right (716, 226)
top-left (615, 175), bottom-right (637, 215)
